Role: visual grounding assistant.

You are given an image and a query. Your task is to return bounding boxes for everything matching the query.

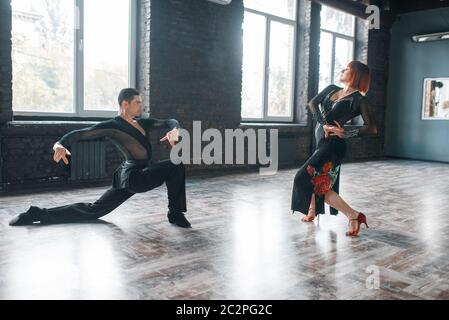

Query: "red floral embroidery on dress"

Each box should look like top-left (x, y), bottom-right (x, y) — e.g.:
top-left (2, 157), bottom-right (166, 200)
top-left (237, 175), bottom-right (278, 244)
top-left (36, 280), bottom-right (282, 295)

top-left (306, 164), bottom-right (315, 176)
top-left (322, 161), bottom-right (333, 173)
top-left (311, 174), bottom-right (331, 196)
top-left (306, 162), bottom-right (335, 196)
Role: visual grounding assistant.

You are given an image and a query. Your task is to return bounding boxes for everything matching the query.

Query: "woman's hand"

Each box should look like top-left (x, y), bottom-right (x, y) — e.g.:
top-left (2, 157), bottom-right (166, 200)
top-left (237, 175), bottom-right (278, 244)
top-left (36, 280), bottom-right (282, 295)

top-left (323, 121), bottom-right (345, 138)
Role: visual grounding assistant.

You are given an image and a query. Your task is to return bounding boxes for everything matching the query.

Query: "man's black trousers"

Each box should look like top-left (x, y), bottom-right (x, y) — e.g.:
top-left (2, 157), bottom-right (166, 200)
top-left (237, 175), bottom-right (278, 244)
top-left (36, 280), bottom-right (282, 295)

top-left (40, 160), bottom-right (187, 224)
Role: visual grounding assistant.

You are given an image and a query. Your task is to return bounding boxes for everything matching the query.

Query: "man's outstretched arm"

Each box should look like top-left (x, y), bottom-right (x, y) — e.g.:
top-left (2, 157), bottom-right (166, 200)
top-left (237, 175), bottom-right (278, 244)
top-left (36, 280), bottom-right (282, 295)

top-left (53, 121), bottom-right (110, 165)
top-left (53, 142), bottom-right (72, 165)
top-left (140, 118), bottom-right (180, 131)
top-left (140, 118), bottom-right (180, 147)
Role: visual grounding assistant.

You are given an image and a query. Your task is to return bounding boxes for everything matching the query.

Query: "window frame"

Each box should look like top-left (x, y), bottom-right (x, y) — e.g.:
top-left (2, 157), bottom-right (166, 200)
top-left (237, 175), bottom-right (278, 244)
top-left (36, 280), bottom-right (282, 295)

top-left (319, 10), bottom-right (356, 90)
top-left (241, 2), bottom-right (298, 123)
top-left (12, 0), bottom-right (137, 118)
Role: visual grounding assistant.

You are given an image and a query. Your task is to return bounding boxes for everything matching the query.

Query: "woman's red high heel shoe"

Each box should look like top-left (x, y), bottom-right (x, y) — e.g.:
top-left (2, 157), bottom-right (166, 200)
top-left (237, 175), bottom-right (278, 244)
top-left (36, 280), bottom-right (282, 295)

top-left (346, 212), bottom-right (368, 237)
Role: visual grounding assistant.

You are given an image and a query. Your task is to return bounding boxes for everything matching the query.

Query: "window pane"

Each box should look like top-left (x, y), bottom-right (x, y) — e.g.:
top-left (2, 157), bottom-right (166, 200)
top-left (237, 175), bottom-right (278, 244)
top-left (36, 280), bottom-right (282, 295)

top-left (12, 0), bottom-right (74, 113)
top-left (318, 31), bottom-right (333, 92)
top-left (241, 11), bottom-right (266, 119)
top-left (320, 5), bottom-right (354, 36)
top-left (333, 37), bottom-right (354, 86)
top-left (84, 0), bottom-right (130, 111)
top-left (267, 21), bottom-right (294, 118)
top-left (244, 0), bottom-right (296, 20)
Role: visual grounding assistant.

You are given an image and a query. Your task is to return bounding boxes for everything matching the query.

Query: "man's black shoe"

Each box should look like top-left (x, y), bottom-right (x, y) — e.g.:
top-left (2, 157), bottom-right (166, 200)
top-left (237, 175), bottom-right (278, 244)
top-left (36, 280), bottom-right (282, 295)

top-left (9, 206), bottom-right (41, 226)
top-left (167, 211), bottom-right (191, 228)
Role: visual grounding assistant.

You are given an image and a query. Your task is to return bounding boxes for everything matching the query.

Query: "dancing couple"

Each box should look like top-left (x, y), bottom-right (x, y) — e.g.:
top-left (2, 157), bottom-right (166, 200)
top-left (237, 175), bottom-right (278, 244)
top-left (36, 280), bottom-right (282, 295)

top-left (10, 60), bottom-right (377, 237)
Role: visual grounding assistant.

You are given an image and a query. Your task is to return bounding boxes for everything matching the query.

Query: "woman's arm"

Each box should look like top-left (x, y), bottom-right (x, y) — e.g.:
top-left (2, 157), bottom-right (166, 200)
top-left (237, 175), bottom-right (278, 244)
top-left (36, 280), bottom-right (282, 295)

top-left (308, 85), bottom-right (339, 125)
top-left (342, 98), bottom-right (377, 138)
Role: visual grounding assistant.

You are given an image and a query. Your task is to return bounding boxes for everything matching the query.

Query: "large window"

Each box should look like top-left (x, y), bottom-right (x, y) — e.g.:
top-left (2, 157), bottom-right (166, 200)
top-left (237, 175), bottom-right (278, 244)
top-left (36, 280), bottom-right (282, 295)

top-left (11, 0), bottom-right (136, 117)
top-left (241, 0), bottom-right (297, 122)
top-left (318, 5), bottom-right (355, 92)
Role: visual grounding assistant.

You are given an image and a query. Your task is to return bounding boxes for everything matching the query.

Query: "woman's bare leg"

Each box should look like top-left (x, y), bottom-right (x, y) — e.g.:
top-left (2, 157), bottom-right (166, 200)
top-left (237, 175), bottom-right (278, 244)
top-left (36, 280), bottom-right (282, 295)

top-left (308, 193), bottom-right (315, 215)
top-left (302, 193), bottom-right (316, 222)
top-left (324, 190), bottom-right (359, 230)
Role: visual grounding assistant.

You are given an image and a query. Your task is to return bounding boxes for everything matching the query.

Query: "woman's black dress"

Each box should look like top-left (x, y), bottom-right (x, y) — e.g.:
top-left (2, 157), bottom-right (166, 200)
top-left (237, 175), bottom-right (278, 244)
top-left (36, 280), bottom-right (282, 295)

top-left (291, 84), bottom-right (377, 216)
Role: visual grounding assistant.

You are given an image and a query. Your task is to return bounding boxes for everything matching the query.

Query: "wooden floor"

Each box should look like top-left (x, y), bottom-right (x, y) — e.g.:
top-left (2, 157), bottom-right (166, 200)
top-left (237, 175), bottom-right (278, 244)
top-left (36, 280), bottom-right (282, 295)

top-left (1, 159), bottom-right (449, 300)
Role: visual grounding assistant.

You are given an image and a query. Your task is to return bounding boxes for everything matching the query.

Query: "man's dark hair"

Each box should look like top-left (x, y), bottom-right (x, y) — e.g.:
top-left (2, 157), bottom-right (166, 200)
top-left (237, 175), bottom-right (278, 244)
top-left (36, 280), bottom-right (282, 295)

top-left (118, 88), bottom-right (140, 106)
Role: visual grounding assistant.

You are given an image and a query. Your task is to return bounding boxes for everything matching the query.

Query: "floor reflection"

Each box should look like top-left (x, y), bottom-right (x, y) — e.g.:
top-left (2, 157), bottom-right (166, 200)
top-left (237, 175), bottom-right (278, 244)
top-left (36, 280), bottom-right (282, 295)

top-left (2, 223), bottom-right (127, 299)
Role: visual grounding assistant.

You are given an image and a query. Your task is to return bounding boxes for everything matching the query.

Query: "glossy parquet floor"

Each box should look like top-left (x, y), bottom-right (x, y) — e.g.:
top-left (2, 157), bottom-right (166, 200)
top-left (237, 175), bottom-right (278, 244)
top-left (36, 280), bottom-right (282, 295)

top-left (1, 159), bottom-right (448, 300)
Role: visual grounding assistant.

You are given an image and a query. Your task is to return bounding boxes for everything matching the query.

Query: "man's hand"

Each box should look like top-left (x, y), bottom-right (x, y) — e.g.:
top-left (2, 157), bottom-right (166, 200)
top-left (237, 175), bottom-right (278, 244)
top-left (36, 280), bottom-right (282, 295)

top-left (323, 120), bottom-right (345, 138)
top-left (53, 142), bottom-right (71, 165)
top-left (160, 128), bottom-right (179, 147)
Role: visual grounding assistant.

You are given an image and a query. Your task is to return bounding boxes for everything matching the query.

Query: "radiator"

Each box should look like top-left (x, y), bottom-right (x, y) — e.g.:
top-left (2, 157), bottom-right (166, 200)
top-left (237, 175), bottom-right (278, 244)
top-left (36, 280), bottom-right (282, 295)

top-left (69, 140), bottom-right (107, 181)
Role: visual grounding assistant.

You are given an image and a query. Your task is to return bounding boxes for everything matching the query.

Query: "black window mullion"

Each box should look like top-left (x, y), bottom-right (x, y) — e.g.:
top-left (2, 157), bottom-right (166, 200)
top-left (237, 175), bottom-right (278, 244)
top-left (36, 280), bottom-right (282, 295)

top-left (75, 0), bottom-right (84, 116)
top-left (331, 33), bottom-right (336, 85)
top-left (263, 16), bottom-right (271, 120)
top-left (74, 0), bottom-right (80, 115)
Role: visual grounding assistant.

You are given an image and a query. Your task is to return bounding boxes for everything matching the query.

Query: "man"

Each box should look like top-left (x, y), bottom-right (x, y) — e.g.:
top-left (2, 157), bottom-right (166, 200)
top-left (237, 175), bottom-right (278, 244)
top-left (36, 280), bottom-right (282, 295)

top-left (9, 88), bottom-right (191, 228)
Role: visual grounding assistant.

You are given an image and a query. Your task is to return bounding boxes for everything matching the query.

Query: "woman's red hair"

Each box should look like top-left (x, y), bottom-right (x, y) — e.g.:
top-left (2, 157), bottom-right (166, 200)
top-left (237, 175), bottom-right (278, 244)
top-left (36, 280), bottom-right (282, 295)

top-left (347, 61), bottom-right (371, 94)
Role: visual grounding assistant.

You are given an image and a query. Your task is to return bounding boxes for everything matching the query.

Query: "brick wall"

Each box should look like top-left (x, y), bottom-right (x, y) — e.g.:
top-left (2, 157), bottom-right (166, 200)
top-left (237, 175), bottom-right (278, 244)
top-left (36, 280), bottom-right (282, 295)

top-left (1, 122), bottom-right (124, 191)
top-left (137, 0), bottom-right (150, 113)
top-left (0, 0), bottom-right (12, 125)
top-left (147, 0), bottom-right (244, 164)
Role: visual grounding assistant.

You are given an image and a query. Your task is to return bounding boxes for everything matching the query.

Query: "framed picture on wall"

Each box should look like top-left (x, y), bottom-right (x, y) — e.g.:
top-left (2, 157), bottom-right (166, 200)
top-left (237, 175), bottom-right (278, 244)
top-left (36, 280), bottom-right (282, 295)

top-left (422, 77), bottom-right (449, 120)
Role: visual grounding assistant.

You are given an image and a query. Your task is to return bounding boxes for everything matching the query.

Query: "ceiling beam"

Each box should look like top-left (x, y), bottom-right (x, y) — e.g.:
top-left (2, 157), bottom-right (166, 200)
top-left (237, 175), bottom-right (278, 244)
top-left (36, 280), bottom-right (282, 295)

top-left (312, 0), bottom-right (395, 27)
top-left (313, 0), bottom-right (370, 19)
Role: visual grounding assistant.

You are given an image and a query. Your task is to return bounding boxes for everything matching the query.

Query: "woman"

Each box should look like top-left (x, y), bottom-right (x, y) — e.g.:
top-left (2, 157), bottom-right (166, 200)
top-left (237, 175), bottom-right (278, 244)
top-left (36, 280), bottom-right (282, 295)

top-left (291, 60), bottom-right (377, 237)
